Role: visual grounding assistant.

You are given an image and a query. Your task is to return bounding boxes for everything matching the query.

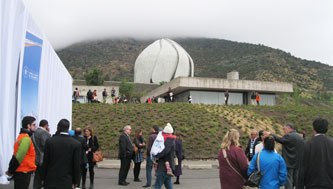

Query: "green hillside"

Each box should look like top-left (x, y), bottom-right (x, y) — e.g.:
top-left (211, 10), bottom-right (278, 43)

top-left (72, 102), bottom-right (333, 159)
top-left (58, 38), bottom-right (333, 97)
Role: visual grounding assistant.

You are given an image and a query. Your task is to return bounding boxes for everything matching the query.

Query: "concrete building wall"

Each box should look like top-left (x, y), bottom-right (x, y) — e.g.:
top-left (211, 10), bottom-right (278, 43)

top-left (175, 91), bottom-right (243, 105)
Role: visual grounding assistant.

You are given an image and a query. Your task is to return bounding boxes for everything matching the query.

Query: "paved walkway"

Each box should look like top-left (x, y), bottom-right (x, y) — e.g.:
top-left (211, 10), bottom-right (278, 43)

top-left (0, 168), bottom-right (221, 189)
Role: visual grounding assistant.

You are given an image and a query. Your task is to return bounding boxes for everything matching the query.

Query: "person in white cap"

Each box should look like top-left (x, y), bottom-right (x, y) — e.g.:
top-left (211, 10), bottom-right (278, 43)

top-left (154, 123), bottom-right (176, 189)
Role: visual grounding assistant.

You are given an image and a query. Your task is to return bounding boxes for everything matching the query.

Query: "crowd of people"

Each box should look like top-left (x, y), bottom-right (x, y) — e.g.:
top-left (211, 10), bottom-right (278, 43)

top-left (6, 115), bottom-right (332, 189)
top-left (6, 116), bottom-right (100, 189)
top-left (117, 123), bottom-right (184, 189)
top-left (219, 118), bottom-right (332, 189)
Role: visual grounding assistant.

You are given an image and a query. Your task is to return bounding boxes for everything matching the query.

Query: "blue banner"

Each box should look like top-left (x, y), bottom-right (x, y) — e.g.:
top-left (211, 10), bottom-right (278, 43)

top-left (20, 31), bottom-right (43, 120)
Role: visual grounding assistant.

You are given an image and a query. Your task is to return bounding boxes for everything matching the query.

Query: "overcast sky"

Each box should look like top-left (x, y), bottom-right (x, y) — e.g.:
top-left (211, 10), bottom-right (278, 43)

top-left (25, 0), bottom-right (333, 66)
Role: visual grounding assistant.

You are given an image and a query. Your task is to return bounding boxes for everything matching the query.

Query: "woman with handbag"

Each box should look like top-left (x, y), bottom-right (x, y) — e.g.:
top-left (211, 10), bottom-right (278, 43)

top-left (173, 131), bottom-right (184, 184)
top-left (248, 136), bottom-right (287, 189)
top-left (133, 129), bottom-right (145, 182)
top-left (218, 129), bottom-right (248, 189)
top-left (82, 127), bottom-right (99, 189)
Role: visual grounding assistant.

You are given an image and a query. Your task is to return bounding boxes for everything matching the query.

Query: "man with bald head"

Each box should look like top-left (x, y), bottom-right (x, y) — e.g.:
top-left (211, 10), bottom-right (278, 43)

top-left (118, 125), bottom-right (134, 186)
top-left (245, 130), bottom-right (260, 161)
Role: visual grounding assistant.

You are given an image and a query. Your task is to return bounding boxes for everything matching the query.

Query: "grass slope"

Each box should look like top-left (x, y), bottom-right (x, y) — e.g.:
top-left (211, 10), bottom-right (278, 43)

top-left (72, 103), bottom-right (333, 159)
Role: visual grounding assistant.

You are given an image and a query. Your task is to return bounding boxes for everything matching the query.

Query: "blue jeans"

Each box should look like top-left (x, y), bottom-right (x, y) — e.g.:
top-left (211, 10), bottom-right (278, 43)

top-left (145, 157), bottom-right (153, 186)
top-left (154, 170), bottom-right (172, 189)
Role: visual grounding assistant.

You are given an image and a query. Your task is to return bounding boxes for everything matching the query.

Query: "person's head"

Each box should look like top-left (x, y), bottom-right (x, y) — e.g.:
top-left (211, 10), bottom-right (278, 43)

top-left (57, 119), bottom-right (70, 133)
top-left (152, 125), bottom-right (159, 133)
top-left (104, 88), bottom-right (106, 91)
top-left (123, 125), bottom-right (132, 135)
top-left (163, 123), bottom-right (174, 134)
top-left (135, 129), bottom-right (142, 138)
top-left (84, 127), bottom-right (93, 137)
top-left (258, 130), bottom-right (264, 140)
top-left (221, 129), bottom-right (239, 150)
top-left (284, 124), bottom-right (294, 134)
top-left (262, 131), bottom-right (270, 140)
top-left (22, 116), bottom-right (36, 132)
top-left (250, 130), bottom-right (257, 139)
top-left (264, 136), bottom-right (275, 152)
top-left (313, 118), bottom-right (328, 134)
top-left (39, 119), bottom-right (48, 129)
top-left (75, 88), bottom-right (78, 90)
top-left (75, 127), bottom-right (82, 136)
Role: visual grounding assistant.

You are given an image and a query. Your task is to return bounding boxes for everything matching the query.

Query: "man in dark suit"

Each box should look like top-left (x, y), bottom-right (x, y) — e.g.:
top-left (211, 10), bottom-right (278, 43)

top-left (73, 127), bottom-right (89, 188)
top-left (118, 125), bottom-right (134, 186)
top-left (299, 118), bottom-right (333, 188)
top-left (271, 124), bottom-right (304, 189)
top-left (41, 119), bottom-right (81, 189)
top-left (245, 130), bottom-right (259, 161)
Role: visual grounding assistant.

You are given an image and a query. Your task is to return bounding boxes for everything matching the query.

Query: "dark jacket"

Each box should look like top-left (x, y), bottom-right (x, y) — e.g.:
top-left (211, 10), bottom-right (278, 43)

top-left (300, 135), bottom-right (333, 188)
top-left (32, 127), bottom-right (51, 165)
top-left (272, 130), bottom-right (304, 168)
top-left (146, 132), bottom-right (158, 156)
top-left (219, 145), bottom-right (249, 189)
top-left (173, 139), bottom-right (183, 176)
top-left (84, 135), bottom-right (99, 164)
top-left (118, 133), bottom-right (134, 159)
top-left (41, 134), bottom-right (81, 188)
top-left (73, 135), bottom-right (89, 165)
top-left (245, 138), bottom-right (260, 161)
top-left (156, 136), bottom-right (176, 172)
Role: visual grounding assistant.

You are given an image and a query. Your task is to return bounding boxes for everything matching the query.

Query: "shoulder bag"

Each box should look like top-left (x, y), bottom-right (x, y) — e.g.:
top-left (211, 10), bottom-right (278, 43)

top-left (222, 149), bottom-right (246, 182)
top-left (245, 152), bottom-right (263, 187)
top-left (92, 137), bottom-right (103, 162)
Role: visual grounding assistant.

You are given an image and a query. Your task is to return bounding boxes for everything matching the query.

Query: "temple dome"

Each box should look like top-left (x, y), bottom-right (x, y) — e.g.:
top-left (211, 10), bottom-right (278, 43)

top-left (134, 38), bottom-right (194, 84)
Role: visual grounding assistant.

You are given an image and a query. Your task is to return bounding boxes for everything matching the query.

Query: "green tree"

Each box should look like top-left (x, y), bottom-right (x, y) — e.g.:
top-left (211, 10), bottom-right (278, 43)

top-left (119, 80), bottom-right (133, 98)
top-left (84, 69), bottom-right (104, 85)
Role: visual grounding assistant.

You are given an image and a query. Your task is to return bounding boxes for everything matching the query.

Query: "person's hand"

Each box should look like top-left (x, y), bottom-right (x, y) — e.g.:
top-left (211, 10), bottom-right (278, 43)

top-left (41, 180), bottom-right (44, 185)
top-left (88, 148), bottom-right (92, 152)
top-left (5, 170), bottom-right (12, 176)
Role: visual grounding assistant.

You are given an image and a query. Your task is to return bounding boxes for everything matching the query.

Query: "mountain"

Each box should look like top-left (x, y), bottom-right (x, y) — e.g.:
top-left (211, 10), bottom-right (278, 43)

top-left (57, 38), bottom-right (333, 97)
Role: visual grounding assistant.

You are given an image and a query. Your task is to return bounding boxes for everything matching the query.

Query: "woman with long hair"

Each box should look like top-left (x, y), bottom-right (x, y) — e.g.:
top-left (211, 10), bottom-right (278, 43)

top-left (133, 129), bottom-right (145, 182)
top-left (82, 127), bottom-right (99, 189)
top-left (248, 136), bottom-right (287, 189)
top-left (173, 131), bottom-right (184, 184)
top-left (218, 129), bottom-right (248, 189)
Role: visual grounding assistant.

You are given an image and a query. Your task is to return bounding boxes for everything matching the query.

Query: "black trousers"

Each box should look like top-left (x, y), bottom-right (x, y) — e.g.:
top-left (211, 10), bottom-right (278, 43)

top-left (14, 172), bottom-right (32, 189)
top-left (33, 165), bottom-right (42, 189)
top-left (77, 164), bottom-right (85, 187)
top-left (82, 162), bottom-right (95, 185)
top-left (134, 162), bottom-right (141, 180)
top-left (119, 157), bottom-right (131, 183)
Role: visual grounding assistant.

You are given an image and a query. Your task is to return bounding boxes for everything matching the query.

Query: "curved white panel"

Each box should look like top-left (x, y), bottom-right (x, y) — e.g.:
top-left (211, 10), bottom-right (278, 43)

top-left (151, 39), bottom-right (178, 83)
top-left (169, 40), bottom-right (191, 78)
top-left (134, 38), bottom-right (194, 84)
top-left (134, 40), bottom-right (161, 83)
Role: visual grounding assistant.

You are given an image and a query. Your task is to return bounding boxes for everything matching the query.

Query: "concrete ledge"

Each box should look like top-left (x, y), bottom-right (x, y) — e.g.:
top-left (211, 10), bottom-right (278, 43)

top-left (186, 164), bottom-right (212, 169)
top-left (97, 159), bottom-right (217, 169)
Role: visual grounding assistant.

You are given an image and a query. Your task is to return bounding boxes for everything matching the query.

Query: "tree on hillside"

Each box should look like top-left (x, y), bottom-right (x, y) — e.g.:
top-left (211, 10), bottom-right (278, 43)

top-left (119, 80), bottom-right (133, 98)
top-left (84, 69), bottom-right (104, 85)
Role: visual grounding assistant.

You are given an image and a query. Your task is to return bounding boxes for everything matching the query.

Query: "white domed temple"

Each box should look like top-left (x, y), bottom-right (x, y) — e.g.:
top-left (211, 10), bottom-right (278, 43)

top-left (134, 38), bottom-right (194, 84)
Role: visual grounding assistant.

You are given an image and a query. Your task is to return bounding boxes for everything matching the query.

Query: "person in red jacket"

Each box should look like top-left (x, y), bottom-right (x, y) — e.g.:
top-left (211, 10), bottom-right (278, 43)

top-left (256, 92), bottom-right (260, 105)
top-left (218, 129), bottom-right (248, 189)
top-left (6, 116), bottom-right (37, 189)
